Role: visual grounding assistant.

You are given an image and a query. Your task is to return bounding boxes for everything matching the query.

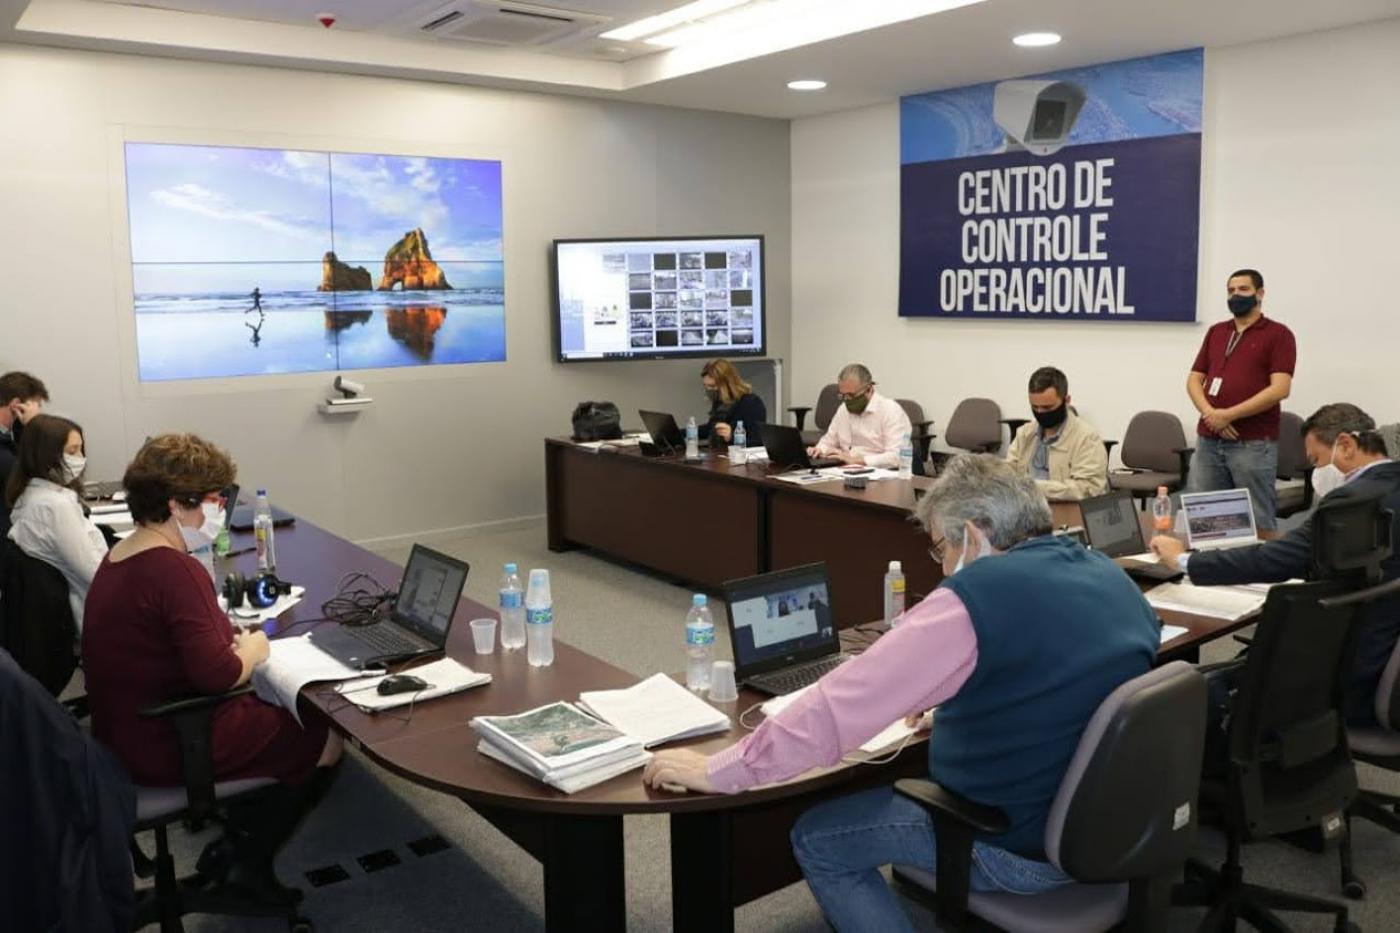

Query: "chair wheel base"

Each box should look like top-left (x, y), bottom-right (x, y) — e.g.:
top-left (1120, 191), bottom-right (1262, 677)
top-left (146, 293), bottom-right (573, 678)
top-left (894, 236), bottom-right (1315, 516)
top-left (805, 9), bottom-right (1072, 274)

top-left (291, 919), bottom-right (313, 933)
top-left (1342, 878), bottom-right (1366, 900)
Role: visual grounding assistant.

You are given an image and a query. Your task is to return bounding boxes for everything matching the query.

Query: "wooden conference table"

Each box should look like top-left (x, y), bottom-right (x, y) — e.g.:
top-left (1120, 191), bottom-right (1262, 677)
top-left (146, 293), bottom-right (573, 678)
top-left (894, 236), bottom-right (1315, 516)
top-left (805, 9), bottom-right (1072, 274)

top-left (544, 436), bottom-right (1246, 660)
top-left (216, 508), bottom-right (1246, 932)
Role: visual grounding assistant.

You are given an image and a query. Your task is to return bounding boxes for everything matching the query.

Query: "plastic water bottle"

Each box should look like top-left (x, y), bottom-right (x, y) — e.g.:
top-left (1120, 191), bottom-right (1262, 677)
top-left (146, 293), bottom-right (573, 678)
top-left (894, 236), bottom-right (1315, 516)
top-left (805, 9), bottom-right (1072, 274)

top-left (253, 489), bottom-right (276, 572)
top-left (1152, 486), bottom-right (1173, 534)
top-left (883, 560), bottom-right (906, 625)
top-left (898, 433), bottom-right (915, 478)
top-left (685, 594), bottom-right (716, 692)
top-left (499, 563), bottom-right (527, 650)
top-left (731, 421), bottom-right (748, 466)
top-left (525, 569), bottom-right (555, 667)
top-left (685, 416), bottom-right (700, 460)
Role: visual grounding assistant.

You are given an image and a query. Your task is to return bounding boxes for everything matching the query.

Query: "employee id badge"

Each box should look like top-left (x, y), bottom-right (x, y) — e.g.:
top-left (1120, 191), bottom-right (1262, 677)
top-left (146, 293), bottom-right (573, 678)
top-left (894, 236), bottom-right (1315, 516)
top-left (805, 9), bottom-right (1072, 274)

top-left (1207, 377), bottom-right (1223, 397)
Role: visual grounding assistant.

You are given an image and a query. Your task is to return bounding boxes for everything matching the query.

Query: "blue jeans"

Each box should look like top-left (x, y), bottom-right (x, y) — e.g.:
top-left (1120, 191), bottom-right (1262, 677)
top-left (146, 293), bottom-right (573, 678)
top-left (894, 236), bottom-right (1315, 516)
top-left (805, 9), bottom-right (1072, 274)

top-left (1187, 435), bottom-right (1279, 531)
top-left (790, 786), bottom-right (1072, 932)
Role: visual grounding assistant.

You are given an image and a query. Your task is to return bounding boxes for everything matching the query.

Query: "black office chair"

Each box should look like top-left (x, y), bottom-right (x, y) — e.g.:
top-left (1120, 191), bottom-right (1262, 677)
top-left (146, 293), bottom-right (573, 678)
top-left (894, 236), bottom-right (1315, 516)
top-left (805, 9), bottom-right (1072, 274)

top-left (1275, 411), bottom-right (1316, 519)
top-left (789, 383), bottom-right (840, 447)
top-left (892, 661), bottom-right (1207, 932)
top-left (1172, 494), bottom-right (1391, 933)
top-left (0, 541), bottom-right (79, 697)
top-left (132, 685), bottom-right (314, 933)
top-left (1341, 634), bottom-right (1400, 899)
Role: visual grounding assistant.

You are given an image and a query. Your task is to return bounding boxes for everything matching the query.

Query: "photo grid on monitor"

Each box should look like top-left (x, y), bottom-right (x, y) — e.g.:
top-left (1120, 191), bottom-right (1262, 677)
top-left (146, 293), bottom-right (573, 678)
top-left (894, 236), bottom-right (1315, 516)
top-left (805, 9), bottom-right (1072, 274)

top-left (555, 237), bottom-right (763, 361)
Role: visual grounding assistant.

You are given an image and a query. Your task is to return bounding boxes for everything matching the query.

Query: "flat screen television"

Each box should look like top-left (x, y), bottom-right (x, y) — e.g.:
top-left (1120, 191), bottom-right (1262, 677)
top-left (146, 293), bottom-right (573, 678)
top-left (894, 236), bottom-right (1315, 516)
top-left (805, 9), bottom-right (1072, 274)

top-left (553, 235), bottom-right (766, 362)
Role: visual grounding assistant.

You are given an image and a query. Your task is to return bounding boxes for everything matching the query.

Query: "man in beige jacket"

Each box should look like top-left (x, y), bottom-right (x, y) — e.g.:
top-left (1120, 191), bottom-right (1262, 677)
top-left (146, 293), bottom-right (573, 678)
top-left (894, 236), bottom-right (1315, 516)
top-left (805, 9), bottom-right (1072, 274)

top-left (1006, 367), bottom-right (1109, 501)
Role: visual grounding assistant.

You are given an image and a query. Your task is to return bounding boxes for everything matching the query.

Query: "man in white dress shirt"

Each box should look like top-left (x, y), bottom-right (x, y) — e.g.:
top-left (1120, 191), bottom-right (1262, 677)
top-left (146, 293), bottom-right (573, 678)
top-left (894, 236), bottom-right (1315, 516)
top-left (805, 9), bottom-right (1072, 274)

top-left (808, 364), bottom-right (912, 468)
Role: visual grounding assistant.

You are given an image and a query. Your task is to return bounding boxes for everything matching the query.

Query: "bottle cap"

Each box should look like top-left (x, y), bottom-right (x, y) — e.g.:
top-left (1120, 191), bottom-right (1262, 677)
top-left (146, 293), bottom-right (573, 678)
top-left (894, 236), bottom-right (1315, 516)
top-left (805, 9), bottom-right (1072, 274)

top-left (888, 560), bottom-right (902, 572)
top-left (504, 562), bottom-right (517, 573)
top-left (1156, 485), bottom-right (1168, 495)
top-left (529, 569), bottom-right (549, 584)
top-left (693, 593), bottom-right (707, 607)
top-left (736, 421), bottom-right (744, 429)
top-left (256, 488), bottom-right (267, 495)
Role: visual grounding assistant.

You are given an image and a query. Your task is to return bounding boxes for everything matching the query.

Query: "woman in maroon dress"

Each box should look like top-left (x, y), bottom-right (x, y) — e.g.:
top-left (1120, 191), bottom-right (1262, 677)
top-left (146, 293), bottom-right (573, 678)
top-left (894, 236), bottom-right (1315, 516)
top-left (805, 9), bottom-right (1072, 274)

top-left (83, 433), bottom-right (341, 902)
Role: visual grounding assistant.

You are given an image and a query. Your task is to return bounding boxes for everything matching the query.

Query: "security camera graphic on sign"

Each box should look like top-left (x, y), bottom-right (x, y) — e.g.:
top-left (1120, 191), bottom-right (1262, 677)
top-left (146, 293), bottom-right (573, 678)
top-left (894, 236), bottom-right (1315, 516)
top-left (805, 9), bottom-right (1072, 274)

top-left (993, 80), bottom-right (1086, 156)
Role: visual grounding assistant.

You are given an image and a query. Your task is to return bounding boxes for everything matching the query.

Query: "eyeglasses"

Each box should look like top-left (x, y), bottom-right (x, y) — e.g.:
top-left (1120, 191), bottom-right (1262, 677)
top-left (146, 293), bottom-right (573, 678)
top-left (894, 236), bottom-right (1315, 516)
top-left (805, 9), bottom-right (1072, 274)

top-left (928, 537), bottom-right (947, 562)
top-left (836, 384), bottom-right (873, 402)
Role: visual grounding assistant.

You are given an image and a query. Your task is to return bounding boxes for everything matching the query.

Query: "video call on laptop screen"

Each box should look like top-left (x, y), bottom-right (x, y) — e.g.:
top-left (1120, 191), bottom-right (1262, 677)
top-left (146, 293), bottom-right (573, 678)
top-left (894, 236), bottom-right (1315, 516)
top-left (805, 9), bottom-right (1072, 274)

top-left (728, 575), bottom-right (836, 668)
top-left (396, 551), bottom-right (468, 637)
top-left (1183, 490), bottom-right (1255, 544)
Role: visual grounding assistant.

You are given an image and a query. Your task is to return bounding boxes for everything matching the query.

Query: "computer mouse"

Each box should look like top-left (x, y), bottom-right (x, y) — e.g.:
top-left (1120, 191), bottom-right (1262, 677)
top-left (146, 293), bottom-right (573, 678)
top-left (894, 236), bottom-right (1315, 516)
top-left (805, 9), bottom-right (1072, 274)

top-left (377, 674), bottom-right (428, 695)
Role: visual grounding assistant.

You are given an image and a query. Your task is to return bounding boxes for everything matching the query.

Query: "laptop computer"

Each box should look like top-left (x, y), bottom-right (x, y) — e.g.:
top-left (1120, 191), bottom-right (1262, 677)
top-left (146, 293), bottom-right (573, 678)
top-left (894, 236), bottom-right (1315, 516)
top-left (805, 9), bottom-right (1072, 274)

top-left (230, 496), bottom-right (296, 531)
top-left (758, 423), bottom-right (842, 472)
top-left (1079, 490), bottom-right (1183, 582)
top-left (309, 545), bottom-right (470, 670)
top-left (721, 562), bottom-right (851, 696)
top-left (639, 409), bottom-right (701, 456)
top-left (1179, 488), bottom-right (1259, 551)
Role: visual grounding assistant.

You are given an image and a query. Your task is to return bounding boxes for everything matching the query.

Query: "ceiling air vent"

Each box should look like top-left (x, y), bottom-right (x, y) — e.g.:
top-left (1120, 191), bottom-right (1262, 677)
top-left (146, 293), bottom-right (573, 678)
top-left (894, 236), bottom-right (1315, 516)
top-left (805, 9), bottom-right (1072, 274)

top-left (418, 1), bottom-right (609, 47)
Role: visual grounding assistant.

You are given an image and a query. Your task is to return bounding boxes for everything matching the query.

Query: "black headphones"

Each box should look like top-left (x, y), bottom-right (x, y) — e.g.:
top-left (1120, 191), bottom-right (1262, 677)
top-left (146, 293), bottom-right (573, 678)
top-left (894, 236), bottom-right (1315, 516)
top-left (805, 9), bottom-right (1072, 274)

top-left (222, 571), bottom-right (293, 610)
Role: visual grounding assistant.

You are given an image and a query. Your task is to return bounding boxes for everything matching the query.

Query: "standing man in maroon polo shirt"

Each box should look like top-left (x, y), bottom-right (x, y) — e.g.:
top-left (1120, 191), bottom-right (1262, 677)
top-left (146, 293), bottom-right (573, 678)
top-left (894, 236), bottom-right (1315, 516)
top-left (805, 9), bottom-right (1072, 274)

top-left (1184, 269), bottom-right (1296, 535)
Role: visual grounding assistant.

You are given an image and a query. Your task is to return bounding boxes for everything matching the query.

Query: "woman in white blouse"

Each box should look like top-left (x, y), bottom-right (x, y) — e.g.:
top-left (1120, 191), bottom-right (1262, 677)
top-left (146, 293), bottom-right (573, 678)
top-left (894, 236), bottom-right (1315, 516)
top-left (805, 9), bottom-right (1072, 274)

top-left (5, 414), bottom-right (108, 631)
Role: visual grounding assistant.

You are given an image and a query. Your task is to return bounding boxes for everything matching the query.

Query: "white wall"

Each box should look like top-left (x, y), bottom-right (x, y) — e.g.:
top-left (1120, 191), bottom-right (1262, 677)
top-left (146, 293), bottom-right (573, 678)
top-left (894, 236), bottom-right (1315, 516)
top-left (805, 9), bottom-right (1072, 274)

top-left (791, 20), bottom-right (1400, 458)
top-left (0, 44), bottom-right (791, 542)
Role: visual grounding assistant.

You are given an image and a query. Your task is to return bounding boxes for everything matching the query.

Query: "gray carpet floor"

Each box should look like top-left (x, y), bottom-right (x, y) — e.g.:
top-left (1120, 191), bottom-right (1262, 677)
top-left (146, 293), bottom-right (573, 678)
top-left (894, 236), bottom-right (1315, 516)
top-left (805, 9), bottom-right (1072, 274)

top-left (141, 522), bottom-right (1400, 931)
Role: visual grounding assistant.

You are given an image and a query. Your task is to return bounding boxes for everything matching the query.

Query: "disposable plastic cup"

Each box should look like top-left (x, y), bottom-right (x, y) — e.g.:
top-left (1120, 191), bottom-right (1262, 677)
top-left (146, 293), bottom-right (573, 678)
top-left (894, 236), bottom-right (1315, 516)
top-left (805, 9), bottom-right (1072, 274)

top-left (470, 618), bottom-right (498, 655)
top-left (708, 660), bottom-right (739, 702)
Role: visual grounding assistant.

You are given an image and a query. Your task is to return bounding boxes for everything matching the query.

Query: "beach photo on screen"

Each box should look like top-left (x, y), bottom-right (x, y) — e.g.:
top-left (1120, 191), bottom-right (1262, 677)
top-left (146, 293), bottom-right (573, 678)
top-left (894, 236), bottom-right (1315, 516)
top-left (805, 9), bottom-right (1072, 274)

top-left (126, 142), bottom-right (504, 380)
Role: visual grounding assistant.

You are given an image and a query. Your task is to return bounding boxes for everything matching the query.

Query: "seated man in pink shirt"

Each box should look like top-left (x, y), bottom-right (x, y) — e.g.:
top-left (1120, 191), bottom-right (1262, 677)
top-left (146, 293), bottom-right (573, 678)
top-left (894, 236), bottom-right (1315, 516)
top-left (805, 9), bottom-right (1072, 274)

top-left (807, 363), bottom-right (912, 468)
top-left (644, 455), bottom-right (1160, 931)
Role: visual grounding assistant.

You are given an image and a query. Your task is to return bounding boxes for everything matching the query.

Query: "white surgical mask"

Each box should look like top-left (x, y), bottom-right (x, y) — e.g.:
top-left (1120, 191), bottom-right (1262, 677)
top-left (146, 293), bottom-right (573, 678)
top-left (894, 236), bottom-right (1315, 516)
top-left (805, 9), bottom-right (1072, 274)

top-left (180, 501), bottom-right (226, 551)
top-left (951, 525), bottom-right (993, 575)
top-left (61, 453), bottom-right (86, 483)
top-left (1312, 437), bottom-right (1351, 499)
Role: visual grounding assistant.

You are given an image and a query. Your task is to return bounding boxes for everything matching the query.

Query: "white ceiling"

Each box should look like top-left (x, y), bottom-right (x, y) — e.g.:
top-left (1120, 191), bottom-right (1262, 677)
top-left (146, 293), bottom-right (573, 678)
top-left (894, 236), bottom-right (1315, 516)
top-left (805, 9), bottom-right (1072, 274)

top-left (5, 0), bottom-right (1400, 118)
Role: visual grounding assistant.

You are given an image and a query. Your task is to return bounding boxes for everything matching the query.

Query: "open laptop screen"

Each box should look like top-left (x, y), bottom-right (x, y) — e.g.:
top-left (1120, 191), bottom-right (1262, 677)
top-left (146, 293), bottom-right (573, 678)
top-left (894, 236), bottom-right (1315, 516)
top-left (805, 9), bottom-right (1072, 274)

top-left (394, 545), bottom-right (470, 644)
top-left (1079, 491), bottom-right (1145, 558)
top-left (1180, 489), bottom-right (1256, 548)
top-left (723, 563), bottom-right (839, 676)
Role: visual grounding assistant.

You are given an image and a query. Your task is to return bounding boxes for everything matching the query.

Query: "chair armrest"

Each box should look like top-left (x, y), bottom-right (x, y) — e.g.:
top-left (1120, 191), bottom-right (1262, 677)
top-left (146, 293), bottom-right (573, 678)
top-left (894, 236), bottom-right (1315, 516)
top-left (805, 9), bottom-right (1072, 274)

top-left (895, 779), bottom-right (1009, 925)
top-left (788, 406), bottom-right (812, 432)
top-left (910, 422), bottom-right (935, 463)
top-left (140, 685), bottom-right (253, 824)
top-left (1172, 446), bottom-right (1195, 486)
top-left (1301, 466), bottom-right (1315, 509)
top-left (895, 778), bottom-right (1010, 834)
top-left (1000, 418), bottom-right (1030, 441)
top-left (1103, 439), bottom-right (1119, 461)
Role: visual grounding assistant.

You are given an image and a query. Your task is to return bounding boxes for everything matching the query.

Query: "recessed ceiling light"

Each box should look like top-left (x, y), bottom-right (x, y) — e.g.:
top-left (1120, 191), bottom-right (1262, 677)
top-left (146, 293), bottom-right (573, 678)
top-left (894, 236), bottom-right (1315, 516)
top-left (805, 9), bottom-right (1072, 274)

top-left (1013, 31), bottom-right (1061, 47)
top-left (787, 79), bottom-right (827, 91)
top-left (601, 0), bottom-right (751, 42)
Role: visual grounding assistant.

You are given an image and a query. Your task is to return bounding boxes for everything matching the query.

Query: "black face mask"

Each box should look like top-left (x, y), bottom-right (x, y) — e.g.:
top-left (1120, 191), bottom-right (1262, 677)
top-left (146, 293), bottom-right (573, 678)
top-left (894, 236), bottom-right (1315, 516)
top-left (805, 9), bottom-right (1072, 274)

top-left (1033, 404), bottom-right (1069, 431)
top-left (1227, 294), bottom-right (1258, 317)
top-left (704, 388), bottom-right (720, 404)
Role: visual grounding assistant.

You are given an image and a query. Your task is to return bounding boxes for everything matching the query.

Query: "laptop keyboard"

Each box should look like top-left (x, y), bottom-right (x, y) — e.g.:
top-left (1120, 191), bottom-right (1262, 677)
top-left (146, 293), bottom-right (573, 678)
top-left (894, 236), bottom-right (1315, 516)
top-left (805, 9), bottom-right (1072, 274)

top-left (752, 655), bottom-right (848, 695)
top-left (352, 623), bottom-right (425, 656)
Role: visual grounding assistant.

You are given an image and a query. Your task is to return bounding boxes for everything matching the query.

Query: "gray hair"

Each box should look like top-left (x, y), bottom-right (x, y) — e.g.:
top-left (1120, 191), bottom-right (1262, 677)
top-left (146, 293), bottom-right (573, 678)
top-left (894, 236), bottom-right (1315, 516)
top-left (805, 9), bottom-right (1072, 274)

top-left (838, 363), bottom-right (873, 385)
top-left (915, 454), bottom-right (1053, 549)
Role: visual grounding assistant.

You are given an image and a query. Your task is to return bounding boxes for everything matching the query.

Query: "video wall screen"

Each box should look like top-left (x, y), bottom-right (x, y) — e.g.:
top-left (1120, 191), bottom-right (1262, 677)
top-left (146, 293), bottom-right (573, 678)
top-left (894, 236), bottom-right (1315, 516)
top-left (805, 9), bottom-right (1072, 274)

top-left (553, 236), bottom-right (765, 362)
top-left (124, 142), bottom-right (504, 381)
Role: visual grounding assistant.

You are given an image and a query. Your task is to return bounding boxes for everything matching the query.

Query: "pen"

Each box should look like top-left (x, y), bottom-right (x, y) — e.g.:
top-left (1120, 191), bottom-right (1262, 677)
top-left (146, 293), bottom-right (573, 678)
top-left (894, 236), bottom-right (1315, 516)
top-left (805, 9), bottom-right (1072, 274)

top-left (222, 546), bottom-right (256, 559)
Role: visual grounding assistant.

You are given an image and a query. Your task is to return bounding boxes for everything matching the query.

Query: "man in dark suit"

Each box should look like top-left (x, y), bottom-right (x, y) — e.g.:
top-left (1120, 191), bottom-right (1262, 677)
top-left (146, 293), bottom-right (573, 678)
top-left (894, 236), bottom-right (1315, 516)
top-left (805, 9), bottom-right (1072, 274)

top-left (1151, 402), bottom-right (1400, 725)
top-left (0, 372), bottom-right (50, 542)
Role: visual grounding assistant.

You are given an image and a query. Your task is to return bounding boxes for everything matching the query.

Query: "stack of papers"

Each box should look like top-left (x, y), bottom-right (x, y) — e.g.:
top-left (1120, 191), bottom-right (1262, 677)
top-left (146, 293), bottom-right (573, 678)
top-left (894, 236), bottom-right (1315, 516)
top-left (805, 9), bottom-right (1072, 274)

top-left (252, 634), bottom-right (377, 725)
top-left (578, 673), bottom-right (730, 748)
top-left (1145, 581), bottom-right (1270, 622)
top-left (761, 686), bottom-right (922, 754)
top-left (472, 702), bottom-right (651, 794)
top-left (333, 657), bottom-right (491, 712)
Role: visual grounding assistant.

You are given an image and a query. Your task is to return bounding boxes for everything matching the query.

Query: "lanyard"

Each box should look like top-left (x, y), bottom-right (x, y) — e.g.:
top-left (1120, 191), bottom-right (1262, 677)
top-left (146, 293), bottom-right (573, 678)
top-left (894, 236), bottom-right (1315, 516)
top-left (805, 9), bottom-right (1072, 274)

top-left (1224, 325), bottom-right (1249, 359)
